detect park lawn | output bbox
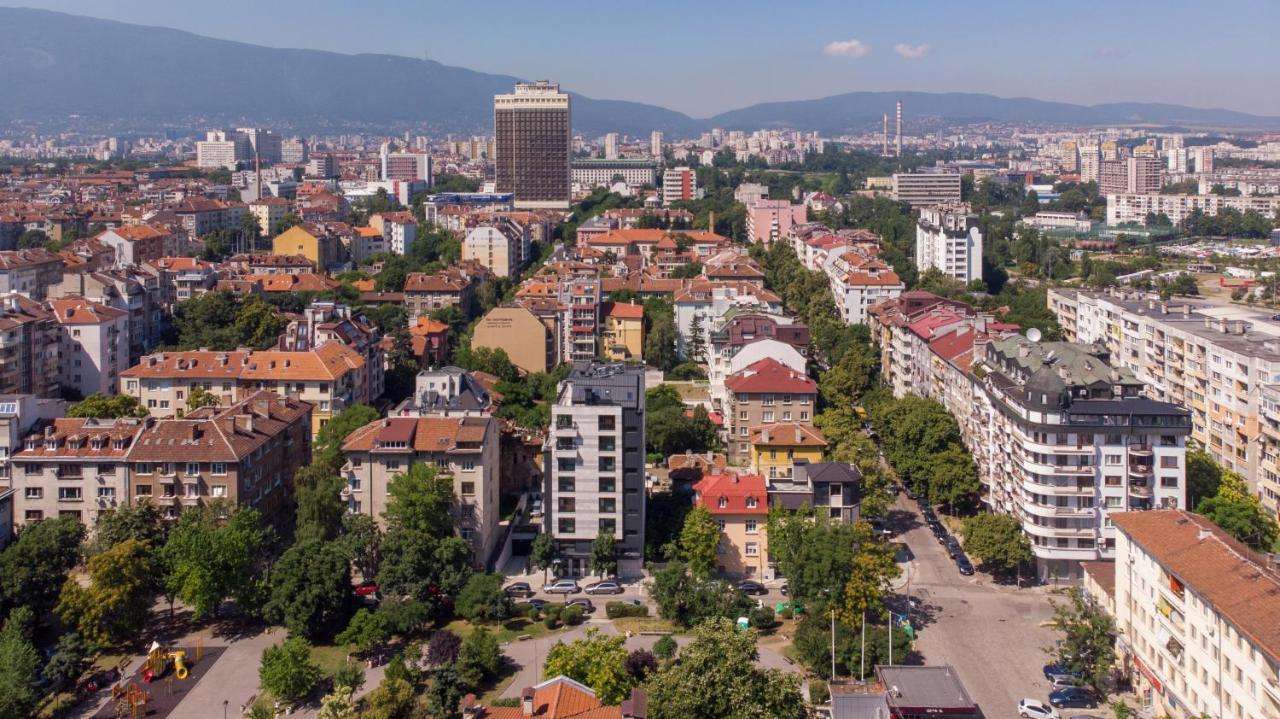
[444,617,566,644]
[610,617,679,635]
[310,643,357,678]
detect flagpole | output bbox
[888,616,893,666]
[860,611,866,680]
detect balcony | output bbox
[1129,482,1153,498]
[1128,445,1153,457]
[1263,678,1280,706]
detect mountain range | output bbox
[2,7,1277,137]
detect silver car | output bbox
[543,579,581,594]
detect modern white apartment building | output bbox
[544,363,646,577]
[1103,510,1280,719]
[50,298,130,399]
[196,131,248,171]
[462,220,525,278]
[662,166,698,206]
[915,203,983,284]
[892,171,962,208]
[1048,289,1280,516]
[650,131,663,158]
[822,246,904,325]
[570,159,659,189]
[603,133,619,160]
[1106,193,1280,226]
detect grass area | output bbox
[310,643,358,678]
[445,617,567,644]
[610,617,679,635]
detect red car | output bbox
[354,581,379,597]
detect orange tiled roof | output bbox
[749,422,827,448]
[49,297,127,325]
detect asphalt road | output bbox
[886,494,1070,718]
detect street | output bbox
[887,493,1065,718]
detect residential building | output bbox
[126,391,312,526]
[11,417,145,525]
[272,224,340,272]
[570,159,659,189]
[471,305,556,375]
[463,219,526,278]
[824,245,905,325]
[892,171,962,208]
[673,282,784,359]
[1106,193,1280,226]
[249,197,290,237]
[342,415,502,564]
[279,301,385,403]
[146,257,219,305]
[0,294,60,397]
[768,459,862,524]
[916,204,983,284]
[661,166,698,206]
[650,130,663,158]
[693,471,769,578]
[196,130,249,170]
[52,269,166,364]
[380,148,432,182]
[724,358,817,465]
[0,395,66,494]
[1107,510,1280,719]
[748,423,826,479]
[369,211,417,256]
[50,298,130,398]
[462,676,646,719]
[494,81,572,209]
[734,183,770,205]
[173,199,247,241]
[1129,157,1164,195]
[557,279,602,363]
[0,249,64,299]
[601,301,643,362]
[96,225,168,268]
[544,363,646,576]
[745,200,807,246]
[1048,289,1280,515]
[399,367,494,417]
[403,264,485,318]
[707,312,809,406]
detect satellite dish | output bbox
[1026,328,1042,343]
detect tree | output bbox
[332,661,366,696]
[91,499,165,555]
[294,463,347,542]
[543,628,634,704]
[424,665,467,718]
[926,445,981,511]
[56,539,157,649]
[383,463,455,537]
[66,393,148,419]
[185,387,219,411]
[362,676,416,719]
[259,637,322,704]
[686,314,707,362]
[17,229,48,250]
[0,515,85,617]
[376,529,472,611]
[425,629,462,668]
[313,404,381,464]
[819,342,876,409]
[1050,588,1116,694]
[336,608,389,655]
[265,538,353,640]
[649,561,754,629]
[530,532,557,583]
[160,503,271,619]
[42,631,89,692]
[0,607,40,718]
[653,635,677,660]
[1185,449,1222,510]
[1197,494,1280,551]
[590,532,617,579]
[456,627,502,688]
[646,618,806,719]
[456,573,513,622]
[340,513,382,580]
[678,506,720,580]
[963,513,1033,575]
[836,523,901,626]
[317,692,358,719]
[625,648,658,681]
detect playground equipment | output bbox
[142,641,192,682]
[111,682,150,719]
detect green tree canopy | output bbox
[56,539,157,649]
[455,573,513,623]
[962,513,1032,575]
[265,538,354,640]
[0,607,39,718]
[1185,449,1222,511]
[66,393,149,419]
[91,499,166,555]
[258,636,322,704]
[0,515,85,617]
[160,502,271,618]
[1050,588,1116,694]
[678,506,720,580]
[590,532,618,579]
[382,463,455,538]
[543,628,635,705]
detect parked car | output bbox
[944,537,962,557]
[543,579,581,594]
[354,581,379,600]
[779,581,789,596]
[1049,687,1096,709]
[529,500,544,518]
[867,518,893,538]
[526,598,549,611]
[504,582,535,599]
[584,581,624,595]
[1018,698,1060,719]
[955,556,975,576]
[1042,664,1082,683]
[737,580,767,596]
[566,598,595,612]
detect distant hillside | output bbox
[707,91,1280,133]
[0,8,1276,136]
[0,7,700,137]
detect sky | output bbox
[13,0,1280,118]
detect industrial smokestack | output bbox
[882,113,889,156]
[895,100,903,158]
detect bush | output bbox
[563,605,585,626]
[624,649,657,680]
[456,573,513,622]
[810,679,830,705]
[653,635,677,660]
[526,603,542,621]
[605,602,650,619]
[543,605,562,629]
[749,606,776,630]
[425,630,461,667]
[332,662,365,696]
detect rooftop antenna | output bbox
[1026,328,1042,343]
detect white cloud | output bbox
[894,43,930,59]
[824,39,871,58]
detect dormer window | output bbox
[746,496,758,509]
[718,496,728,509]
[24,439,35,451]
[68,439,82,451]
[113,439,126,450]
[45,439,57,451]
[90,438,104,450]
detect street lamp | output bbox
[223,699,229,719]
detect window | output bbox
[185,483,199,497]
[745,519,758,534]
[23,487,41,499]
[136,462,152,474]
[745,496,757,509]
[598,457,616,472]
[1105,454,1122,466]
[558,458,576,472]
[461,482,475,496]
[97,487,115,499]
[186,462,200,476]
[598,477,615,493]
[1161,476,1179,488]
[211,463,227,475]
[386,460,400,471]
[718,496,728,509]
[745,542,759,557]
[556,414,572,430]
[558,477,575,492]
[1105,475,1122,487]
[762,411,774,423]
[782,411,792,421]
[558,518,575,534]
[599,518,616,534]
[58,487,81,501]
[558,497,575,513]
[24,510,42,521]
[598,416,616,431]
[461,459,475,471]
[599,436,616,452]
[599,498,616,513]
[212,485,227,498]
[135,485,151,496]
[23,464,39,476]
[1160,456,1179,469]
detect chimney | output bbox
[795,428,803,444]
[521,687,535,717]
[1198,527,1213,541]
[761,429,770,443]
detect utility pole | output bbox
[830,606,836,683]
[860,611,866,680]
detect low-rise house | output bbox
[341,415,502,565]
[724,358,817,465]
[461,676,646,719]
[748,422,826,480]
[95,225,168,268]
[404,263,487,318]
[408,316,451,367]
[693,470,769,578]
[768,459,862,523]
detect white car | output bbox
[1018,698,1060,719]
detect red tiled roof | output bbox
[341,415,492,453]
[694,471,768,516]
[749,422,827,448]
[725,358,816,395]
[479,676,623,719]
[602,301,643,320]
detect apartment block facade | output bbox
[915,204,983,284]
[494,81,571,210]
[544,363,646,577]
[693,471,769,578]
[723,358,817,465]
